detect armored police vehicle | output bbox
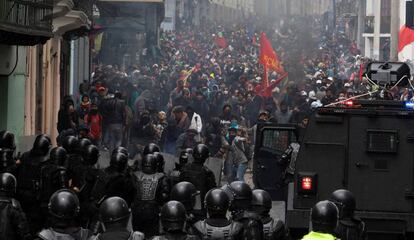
[253,62,414,239]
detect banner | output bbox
[259,32,285,74]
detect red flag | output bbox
[214,36,228,48]
[259,32,285,74]
[398,25,414,52]
[256,70,288,98]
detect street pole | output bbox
[390,0,400,61]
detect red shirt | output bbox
[84,114,102,139]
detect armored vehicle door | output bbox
[347,115,414,213]
[253,123,297,200]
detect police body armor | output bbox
[194,220,242,240]
[336,218,366,240]
[233,211,264,240]
[0,197,28,240]
[262,218,286,240]
[135,172,165,201]
[17,152,47,199]
[92,231,145,240]
[38,228,90,240]
[151,235,199,240]
[39,165,69,206]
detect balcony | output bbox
[0,0,54,45]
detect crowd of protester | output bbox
[0,15,378,240]
[56,16,375,183]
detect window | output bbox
[261,129,297,152]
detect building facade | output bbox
[0,0,93,148]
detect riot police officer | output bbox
[87,152,136,234]
[222,181,264,240]
[132,153,170,237]
[194,188,243,239]
[0,172,31,240]
[301,200,339,240]
[143,143,160,156]
[170,181,199,231]
[330,189,366,240]
[180,144,216,219]
[0,130,17,174]
[151,201,199,240]
[39,147,70,218]
[90,152,136,208]
[17,134,51,234]
[62,136,82,189]
[91,197,145,240]
[251,189,288,240]
[78,145,101,228]
[169,151,189,186]
[37,189,92,240]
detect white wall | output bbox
[161,0,176,31]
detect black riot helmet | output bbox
[112,146,129,158]
[110,152,128,173]
[143,143,160,156]
[142,154,158,174]
[78,138,92,154]
[160,201,187,232]
[153,152,165,173]
[205,188,230,218]
[251,189,272,216]
[170,181,198,211]
[62,136,79,154]
[82,145,100,166]
[225,181,252,211]
[32,134,51,156]
[311,200,339,234]
[99,197,131,225]
[0,131,16,151]
[48,189,80,220]
[50,147,68,166]
[192,144,209,164]
[0,173,17,195]
[330,189,356,219]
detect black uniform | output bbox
[169,151,189,186]
[179,144,216,219]
[132,154,170,237]
[39,147,70,219]
[224,181,264,240]
[37,228,91,240]
[330,189,366,240]
[0,173,31,240]
[335,218,366,240]
[194,219,243,240]
[194,188,243,240]
[36,189,92,240]
[151,201,199,240]
[16,135,51,234]
[0,131,18,174]
[251,189,288,240]
[90,197,145,240]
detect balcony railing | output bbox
[0,0,53,36]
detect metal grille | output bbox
[262,130,290,152]
[0,0,53,32]
[366,130,398,153]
